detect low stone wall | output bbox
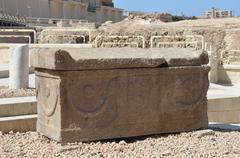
[218,65,240,84]
[39,29,93,44]
[0,28,36,43]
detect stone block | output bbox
[0,97,36,117]
[218,65,240,84]
[0,114,37,133]
[31,48,210,142]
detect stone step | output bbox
[0,114,37,133]
[208,96,240,124]
[0,96,37,117]
[207,83,240,124]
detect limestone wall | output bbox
[0,0,123,24]
[0,0,50,18]
[96,6,123,23]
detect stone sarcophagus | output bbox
[31,48,210,142]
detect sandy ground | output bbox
[0,128,240,158]
[0,86,36,98]
[99,16,240,33]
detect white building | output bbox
[205,8,233,19]
[0,0,123,23]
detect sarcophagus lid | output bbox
[31,48,209,70]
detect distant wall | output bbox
[0,0,50,18]
[0,0,87,20]
[96,6,123,23]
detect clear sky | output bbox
[114,0,240,16]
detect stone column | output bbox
[84,5,87,20]
[118,10,123,21]
[107,9,112,22]
[58,2,63,18]
[208,48,218,83]
[114,10,119,23]
[79,5,85,19]
[102,8,109,23]
[79,5,83,19]
[74,4,78,19]
[63,3,68,19]
[96,8,102,23]
[50,1,57,18]
[9,44,29,89]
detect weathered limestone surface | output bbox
[31,48,210,142]
[31,48,208,70]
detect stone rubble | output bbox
[192,129,215,138]
[0,86,36,98]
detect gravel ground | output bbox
[0,86,36,98]
[0,129,240,158]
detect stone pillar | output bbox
[9,44,29,89]
[74,4,78,19]
[63,3,68,19]
[107,9,112,22]
[58,2,63,18]
[118,11,123,21]
[79,5,83,19]
[114,10,118,23]
[79,5,85,19]
[110,10,114,22]
[50,1,57,18]
[102,8,109,23]
[83,5,87,20]
[208,48,218,83]
[96,8,102,23]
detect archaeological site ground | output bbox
[0,1,240,157]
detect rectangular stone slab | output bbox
[35,65,209,142]
[31,48,208,70]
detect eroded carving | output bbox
[38,77,59,117]
[67,77,118,117]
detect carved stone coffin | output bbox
[31,48,209,142]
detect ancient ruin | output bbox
[31,48,210,142]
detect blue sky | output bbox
[114,0,240,16]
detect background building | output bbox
[0,0,123,24]
[205,8,233,19]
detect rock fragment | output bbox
[192,129,215,138]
